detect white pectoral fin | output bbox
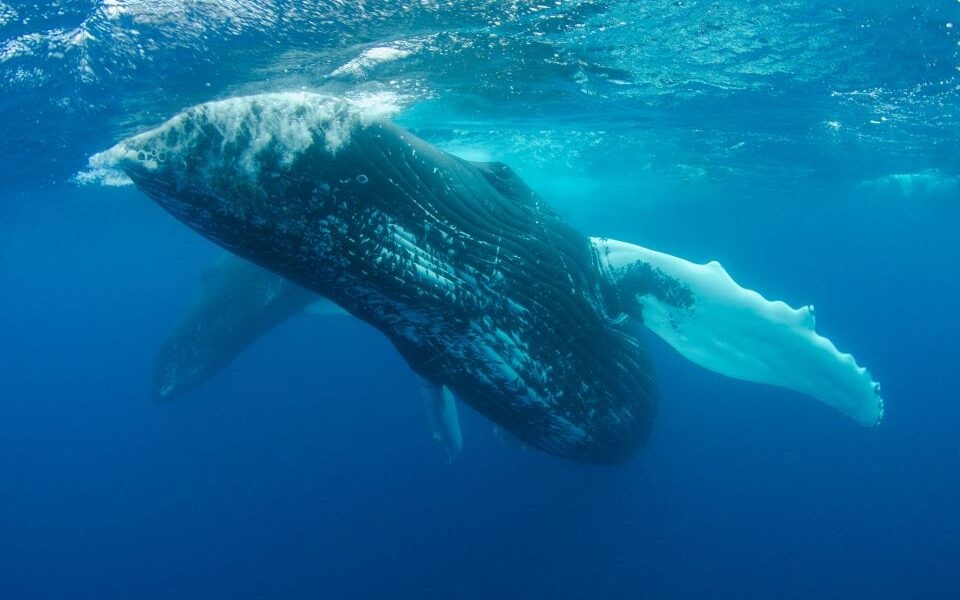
[418,378,464,462]
[593,237,884,427]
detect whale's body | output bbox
[109,94,658,462]
[94,92,883,463]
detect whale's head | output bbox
[95,92,422,263]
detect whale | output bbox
[90,92,884,463]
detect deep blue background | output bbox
[1,177,958,599]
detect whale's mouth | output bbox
[75,134,186,213]
[74,139,142,187]
[121,160,170,194]
[120,160,200,224]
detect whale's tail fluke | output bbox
[593,237,884,428]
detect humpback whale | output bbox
[91,92,883,463]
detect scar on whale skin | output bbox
[90,92,884,463]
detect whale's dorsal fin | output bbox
[592,237,884,428]
[468,160,538,204]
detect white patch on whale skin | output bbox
[373,220,554,413]
[77,91,402,184]
[594,237,884,428]
[384,222,460,292]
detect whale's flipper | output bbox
[418,378,464,463]
[593,237,884,427]
[157,255,463,457]
[153,254,318,401]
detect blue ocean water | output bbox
[1,1,959,598]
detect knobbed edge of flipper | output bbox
[591,237,884,428]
